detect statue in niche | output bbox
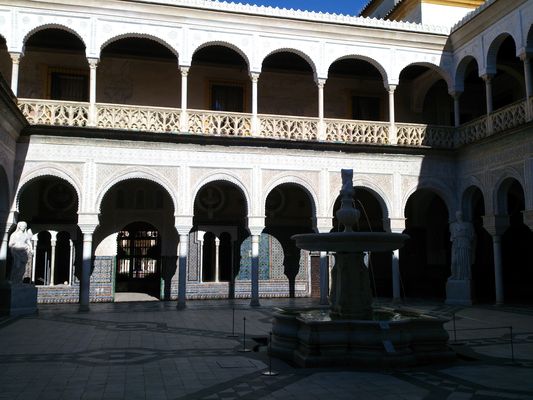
[449,212,475,281]
[8,222,33,284]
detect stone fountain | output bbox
[270,169,454,367]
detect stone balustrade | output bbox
[17,97,533,148]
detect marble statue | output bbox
[8,222,33,284]
[449,212,475,280]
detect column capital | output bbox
[247,218,264,236]
[449,90,463,99]
[250,71,260,82]
[481,73,493,82]
[87,57,99,68]
[78,213,99,234]
[386,84,397,93]
[315,216,333,233]
[179,65,190,76]
[174,215,193,235]
[482,214,509,236]
[316,78,326,88]
[9,52,23,64]
[519,50,532,62]
[387,217,406,233]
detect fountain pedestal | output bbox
[270,169,455,368]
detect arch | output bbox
[398,62,453,92]
[260,48,317,77]
[326,55,389,87]
[16,167,82,213]
[486,32,516,75]
[494,173,524,216]
[262,175,318,219]
[328,180,391,221]
[191,40,250,69]
[95,169,177,214]
[403,179,453,218]
[190,171,250,217]
[461,184,485,221]
[99,33,179,60]
[22,24,87,49]
[454,55,480,93]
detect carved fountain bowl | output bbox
[291,232,410,253]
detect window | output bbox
[210,83,244,112]
[351,95,381,121]
[48,68,88,101]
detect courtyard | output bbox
[0,298,532,400]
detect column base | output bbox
[445,279,473,305]
[0,283,38,316]
[78,304,90,312]
[250,299,260,307]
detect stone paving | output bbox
[0,298,532,400]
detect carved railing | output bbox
[259,114,318,140]
[455,115,488,146]
[18,99,88,127]
[17,98,533,148]
[396,123,455,148]
[324,118,389,144]
[97,103,181,133]
[188,109,251,136]
[490,99,527,134]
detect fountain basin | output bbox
[271,306,455,368]
[292,232,409,252]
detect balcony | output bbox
[17,97,533,149]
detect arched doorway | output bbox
[499,179,533,303]
[402,189,450,299]
[116,222,161,297]
[264,183,314,297]
[191,180,248,299]
[462,186,494,303]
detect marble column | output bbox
[250,234,260,307]
[215,236,220,283]
[50,232,57,286]
[9,52,22,96]
[177,232,190,309]
[521,54,532,121]
[483,214,509,305]
[250,72,260,136]
[179,66,190,132]
[0,231,9,282]
[482,74,493,114]
[317,78,326,140]
[388,85,397,144]
[31,237,38,283]
[88,58,98,126]
[69,239,74,285]
[452,91,462,127]
[319,251,329,305]
[79,232,93,311]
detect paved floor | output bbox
[0,298,532,400]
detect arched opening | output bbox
[190,45,249,112]
[97,178,176,301]
[259,51,316,117]
[457,57,486,123]
[499,179,533,303]
[116,222,161,297]
[192,180,247,298]
[462,186,494,302]
[263,183,314,297]
[397,64,452,125]
[0,36,11,85]
[20,28,87,100]
[99,37,179,107]
[332,187,391,297]
[15,176,79,285]
[489,35,525,110]
[402,189,450,299]
[326,58,386,121]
